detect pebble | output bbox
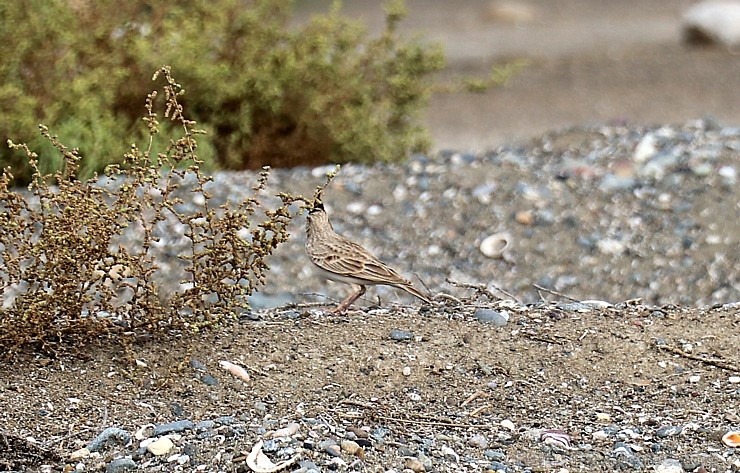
[473,308,509,326]
[467,434,489,449]
[341,440,361,455]
[86,427,132,452]
[656,425,682,438]
[654,458,683,473]
[69,447,90,460]
[390,329,415,341]
[106,457,137,473]
[404,457,425,472]
[613,442,643,469]
[153,420,194,436]
[146,436,175,456]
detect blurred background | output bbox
[296,0,740,151]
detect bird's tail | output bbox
[397,283,432,304]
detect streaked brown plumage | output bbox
[305,200,430,312]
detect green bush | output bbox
[0,67,317,355]
[0,0,444,183]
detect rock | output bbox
[656,425,683,438]
[153,420,194,436]
[106,458,137,473]
[654,458,683,473]
[146,436,174,456]
[473,308,509,326]
[340,439,361,455]
[596,238,626,256]
[613,442,643,469]
[69,447,90,460]
[633,133,658,162]
[86,427,132,452]
[683,1,740,47]
[467,434,489,449]
[389,329,414,341]
[404,457,426,472]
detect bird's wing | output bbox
[313,236,412,286]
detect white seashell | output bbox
[540,429,571,449]
[479,232,511,258]
[135,423,156,440]
[500,419,516,431]
[246,440,299,473]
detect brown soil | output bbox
[1,302,738,471]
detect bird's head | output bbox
[309,198,325,214]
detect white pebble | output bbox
[147,437,174,456]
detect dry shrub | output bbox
[0,67,315,355]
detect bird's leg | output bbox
[330,285,366,313]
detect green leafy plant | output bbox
[0,67,317,355]
[0,0,445,183]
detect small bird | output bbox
[305,200,431,312]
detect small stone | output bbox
[656,425,683,438]
[390,329,414,341]
[146,437,174,456]
[402,366,412,376]
[324,444,341,457]
[341,440,361,455]
[613,442,643,469]
[86,427,132,452]
[417,452,433,470]
[514,211,534,225]
[440,445,459,462]
[488,460,508,472]
[473,308,509,326]
[596,412,611,422]
[689,375,701,383]
[654,458,683,473]
[597,238,626,255]
[729,376,740,384]
[404,457,425,472]
[106,458,137,473]
[634,133,658,162]
[467,434,489,449]
[153,420,194,436]
[69,447,90,460]
[484,450,506,460]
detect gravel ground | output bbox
[1,121,738,473]
[254,119,739,309]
